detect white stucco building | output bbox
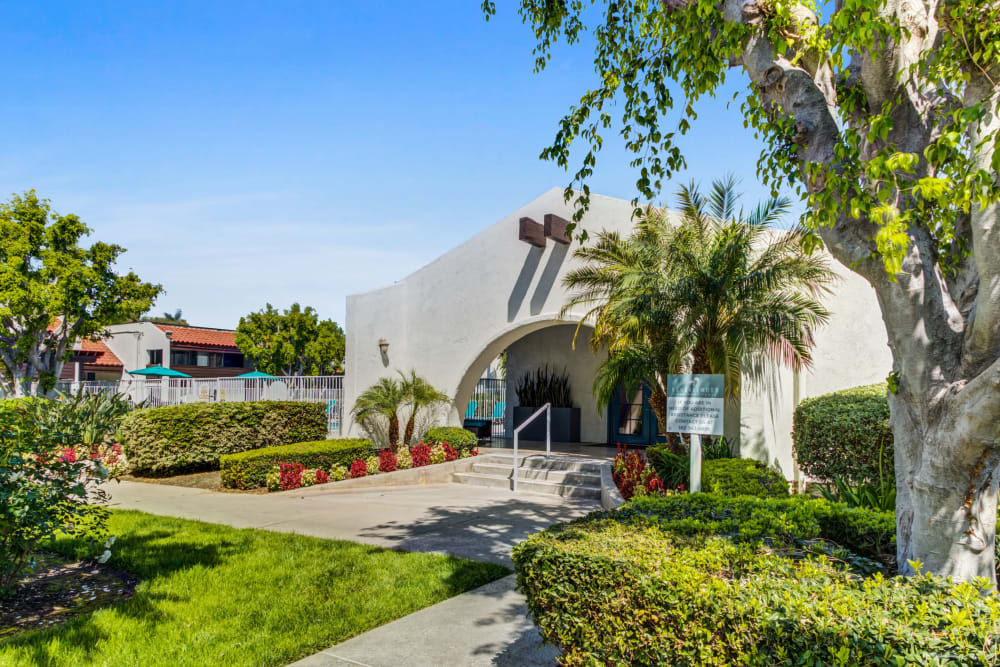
[343,188,891,483]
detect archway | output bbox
[451,317,607,444]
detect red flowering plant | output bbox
[410,443,432,467]
[442,444,459,462]
[0,396,125,598]
[349,459,368,478]
[470,448,479,457]
[612,443,667,500]
[315,469,329,484]
[279,462,305,490]
[378,449,398,473]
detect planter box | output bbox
[512,406,581,442]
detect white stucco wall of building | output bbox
[103,321,171,373]
[343,187,893,480]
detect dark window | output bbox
[214,353,223,367]
[148,349,163,365]
[223,353,244,368]
[86,372,96,381]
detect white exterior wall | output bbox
[102,321,171,373]
[343,188,893,480]
[504,325,607,442]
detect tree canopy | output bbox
[235,303,345,376]
[0,191,162,396]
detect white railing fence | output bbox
[53,375,344,436]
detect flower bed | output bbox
[260,441,480,492]
[612,444,669,500]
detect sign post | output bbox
[666,374,725,493]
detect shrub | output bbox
[793,383,893,484]
[279,462,305,490]
[424,426,477,453]
[702,458,788,498]
[648,449,787,498]
[315,469,329,484]
[349,459,367,478]
[328,464,347,481]
[121,401,328,475]
[411,443,431,467]
[220,438,373,489]
[378,449,398,472]
[396,448,413,469]
[0,398,118,597]
[430,444,447,465]
[511,494,1000,665]
[365,455,380,475]
[514,364,573,407]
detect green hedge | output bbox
[424,426,477,452]
[512,494,1000,665]
[793,383,893,483]
[219,438,374,489]
[647,449,788,498]
[120,401,328,475]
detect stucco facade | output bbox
[343,188,892,481]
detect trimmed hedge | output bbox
[647,449,788,498]
[220,438,374,489]
[512,494,1000,666]
[424,426,477,452]
[120,401,328,475]
[793,383,893,483]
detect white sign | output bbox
[666,374,725,436]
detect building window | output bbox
[86,372,96,381]
[148,349,163,365]
[223,353,244,368]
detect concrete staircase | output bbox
[453,452,603,499]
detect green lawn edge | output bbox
[0,510,509,666]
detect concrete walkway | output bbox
[107,479,598,665]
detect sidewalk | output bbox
[291,575,558,667]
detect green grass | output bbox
[0,510,509,666]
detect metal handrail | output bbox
[511,402,551,492]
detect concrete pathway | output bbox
[289,575,558,667]
[107,479,599,666]
[107,479,597,566]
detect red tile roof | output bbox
[154,324,238,349]
[76,339,123,368]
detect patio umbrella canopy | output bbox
[236,370,278,378]
[127,365,192,378]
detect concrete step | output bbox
[453,471,601,499]
[476,453,604,474]
[471,462,601,485]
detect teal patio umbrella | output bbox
[128,365,192,378]
[236,370,278,378]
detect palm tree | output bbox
[351,377,405,451]
[397,370,449,447]
[666,176,835,396]
[562,176,835,442]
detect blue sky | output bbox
[1,1,795,328]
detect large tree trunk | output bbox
[657,0,1000,583]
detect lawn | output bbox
[0,510,509,666]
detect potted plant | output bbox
[512,365,580,442]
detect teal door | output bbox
[608,383,660,445]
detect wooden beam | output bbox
[519,217,546,247]
[543,214,571,244]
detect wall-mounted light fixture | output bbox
[378,338,389,355]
